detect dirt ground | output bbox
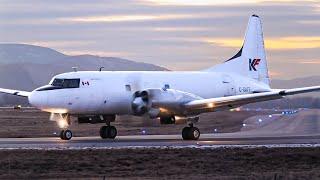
[1,108,319,179]
[0,147,319,179]
[0,107,271,138]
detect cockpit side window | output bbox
[52,79,64,87]
[63,79,80,88]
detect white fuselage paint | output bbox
[28,71,271,115]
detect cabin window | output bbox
[163,84,170,91]
[125,84,131,91]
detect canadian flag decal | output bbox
[82,81,90,86]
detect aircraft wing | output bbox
[183,86,320,114]
[0,88,31,97]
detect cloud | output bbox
[152,27,212,32]
[269,70,283,78]
[59,14,196,23]
[141,0,300,6]
[205,36,320,50]
[299,20,320,25]
[63,50,134,57]
[299,60,320,64]
[21,40,95,49]
[1,0,319,79]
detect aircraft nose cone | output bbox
[28,91,48,109]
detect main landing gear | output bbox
[100,125,117,139]
[182,124,200,140]
[100,115,117,139]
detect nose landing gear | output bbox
[52,113,73,141]
[60,129,73,140]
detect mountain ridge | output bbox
[0,43,168,90]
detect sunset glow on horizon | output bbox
[205,36,320,50]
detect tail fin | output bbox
[206,14,270,86]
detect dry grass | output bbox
[0,108,270,138]
[0,147,320,179]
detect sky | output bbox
[0,0,319,79]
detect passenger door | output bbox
[222,75,236,97]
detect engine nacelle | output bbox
[131,88,202,117]
[150,89,202,116]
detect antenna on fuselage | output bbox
[99,67,104,72]
[72,67,78,72]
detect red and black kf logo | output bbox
[249,58,261,71]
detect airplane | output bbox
[0,14,319,141]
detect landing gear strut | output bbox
[57,114,72,140]
[60,129,73,140]
[182,124,200,140]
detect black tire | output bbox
[188,127,200,140]
[182,127,190,140]
[63,129,73,140]
[100,126,108,139]
[108,126,117,139]
[60,130,65,140]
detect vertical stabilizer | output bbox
[206,15,270,86]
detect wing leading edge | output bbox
[184,86,320,114]
[0,88,31,97]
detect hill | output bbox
[0,44,167,105]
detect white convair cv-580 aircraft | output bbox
[1,15,319,140]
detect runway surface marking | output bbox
[0,133,320,150]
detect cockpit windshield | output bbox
[51,78,80,88]
[36,78,81,91]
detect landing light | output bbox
[258,119,262,122]
[242,123,246,127]
[50,113,69,128]
[230,107,241,112]
[43,108,68,114]
[207,103,214,108]
[159,107,169,112]
[57,119,68,129]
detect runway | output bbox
[0,109,319,150]
[1,133,320,150]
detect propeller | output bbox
[132,90,150,115]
